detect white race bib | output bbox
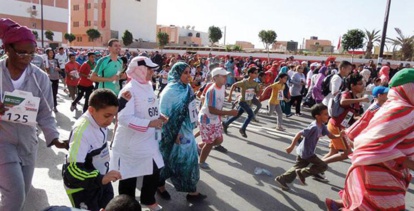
[341,111,354,128]
[277,90,284,100]
[92,147,110,174]
[245,88,255,101]
[1,90,40,126]
[189,99,198,123]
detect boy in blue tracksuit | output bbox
[62,89,121,210]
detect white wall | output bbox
[177,27,209,46]
[110,0,157,42]
[0,0,68,23]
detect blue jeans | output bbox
[224,101,254,131]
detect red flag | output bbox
[337,36,341,50]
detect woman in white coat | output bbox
[110,56,167,211]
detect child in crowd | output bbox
[223,67,260,138]
[62,89,122,210]
[261,73,289,131]
[275,104,343,191]
[198,68,238,170]
[345,86,389,146]
[65,53,81,100]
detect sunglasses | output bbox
[11,45,35,59]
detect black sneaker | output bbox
[186,193,207,202]
[275,176,290,191]
[222,122,228,134]
[214,145,228,153]
[239,129,247,138]
[157,189,171,200]
[295,169,307,185]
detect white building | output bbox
[0,0,69,48]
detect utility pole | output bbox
[40,0,44,48]
[378,0,391,64]
[223,26,226,46]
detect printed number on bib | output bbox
[189,100,198,123]
[148,107,159,117]
[1,90,40,126]
[92,147,110,174]
[245,88,255,101]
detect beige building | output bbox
[71,0,157,47]
[0,0,68,48]
[156,25,209,46]
[235,41,254,49]
[305,36,333,52]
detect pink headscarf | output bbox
[378,66,390,84]
[126,56,149,84]
[0,18,36,46]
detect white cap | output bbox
[211,67,230,77]
[127,56,159,70]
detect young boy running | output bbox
[223,67,260,138]
[275,104,343,191]
[198,68,238,170]
[62,89,122,210]
[261,73,289,131]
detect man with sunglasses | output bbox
[90,39,125,95]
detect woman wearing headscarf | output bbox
[312,66,328,103]
[0,18,67,211]
[110,56,166,210]
[326,68,414,210]
[157,62,207,202]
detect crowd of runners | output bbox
[1,18,414,211]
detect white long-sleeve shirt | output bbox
[110,80,164,180]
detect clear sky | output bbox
[157,0,414,49]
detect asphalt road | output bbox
[20,86,414,211]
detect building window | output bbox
[76,37,82,42]
[88,37,93,42]
[73,5,79,10]
[196,33,200,38]
[87,21,91,26]
[73,22,79,27]
[87,3,91,9]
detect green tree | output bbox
[233,45,243,52]
[388,28,414,61]
[32,30,38,40]
[342,29,365,61]
[157,32,169,49]
[258,30,277,61]
[122,30,133,46]
[64,33,76,46]
[364,29,381,59]
[45,30,54,41]
[208,26,222,46]
[86,28,101,48]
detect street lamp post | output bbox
[378,0,391,64]
[40,0,44,48]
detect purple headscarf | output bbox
[0,18,36,47]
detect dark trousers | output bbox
[278,155,327,184]
[290,95,303,114]
[158,83,167,97]
[72,85,94,113]
[68,183,114,211]
[224,101,254,131]
[50,79,59,108]
[251,96,262,115]
[118,161,160,205]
